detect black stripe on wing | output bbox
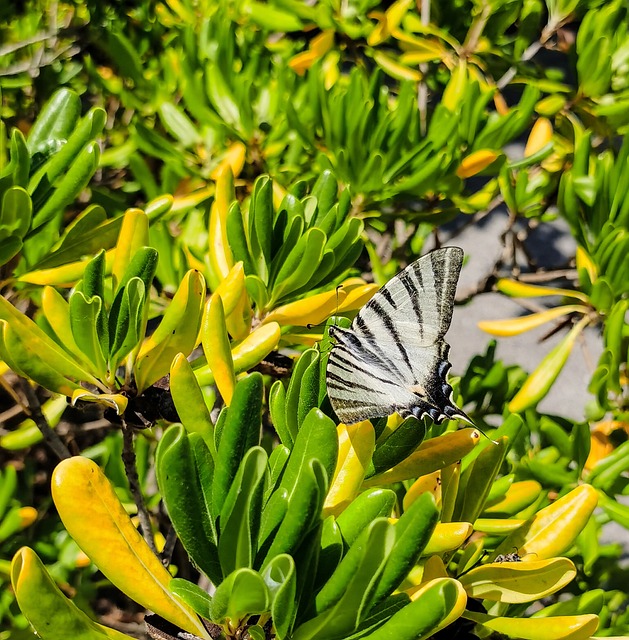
[354,302,414,376]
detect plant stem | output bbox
[18,379,71,460]
[121,422,158,555]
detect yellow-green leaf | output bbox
[134,269,205,393]
[262,288,348,327]
[207,168,234,289]
[525,118,553,157]
[363,428,480,487]
[112,209,149,293]
[170,353,216,455]
[496,279,589,303]
[70,390,128,415]
[478,305,587,337]
[464,611,598,640]
[51,457,210,639]
[459,558,576,603]
[509,317,589,413]
[18,250,115,286]
[11,547,134,640]
[201,295,236,404]
[323,421,375,517]
[490,484,598,561]
[422,522,473,555]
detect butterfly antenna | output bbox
[455,409,499,445]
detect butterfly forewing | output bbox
[326,247,469,425]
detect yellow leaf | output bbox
[509,317,589,413]
[207,168,234,289]
[202,295,235,405]
[51,458,209,638]
[490,484,598,562]
[478,305,587,336]
[403,471,441,510]
[364,428,480,487]
[575,246,598,284]
[496,279,589,303]
[373,51,422,81]
[112,209,149,293]
[289,30,335,74]
[210,141,246,180]
[71,390,128,415]
[494,92,509,115]
[225,289,252,341]
[525,118,553,157]
[231,322,281,372]
[337,283,380,313]
[456,149,500,178]
[368,0,413,45]
[443,61,467,112]
[262,288,347,327]
[18,507,37,528]
[18,249,115,286]
[421,555,448,583]
[474,518,525,534]
[483,480,542,515]
[459,557,576,603]
[171,186,214,214]
[323,421,375,517]
[422,522,473,555]
[465,611,598,640]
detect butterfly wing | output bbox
[326,247,470,424]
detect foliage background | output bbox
[0,0,628,638]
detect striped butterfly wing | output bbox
[326,247,471,425]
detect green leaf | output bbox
[26,89,81,152]
[169,578,212,620]
[69,291,107,378]
[454,437,509,524]
[261,460,327,568]
[262,555,297,639]
[366,578,464,640]
[293,519,396,640]
[277,408,338,502]
[371,493,439,607]
[370,416,426,477]
[212,373,264,515]
[227,202,255,275]
[156,426,222,584]
[336,489,397,547]
[31,142,100,230]
[219,447,269,575]
[108,277,146,368]
[29,107,107,204]
[209,568,270,624]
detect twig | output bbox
[160,525,178,567]
[17,379,71,460]
[121,422,158,555]
[516,268,578,283]
[496,19,562,90]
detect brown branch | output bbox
[121,423,158,555]
[160,525,178,568]
[17,379,71,460]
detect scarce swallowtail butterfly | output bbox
[326,247,472,425]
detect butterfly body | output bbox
[326,247,471,425]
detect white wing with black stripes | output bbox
[326,247,472,425]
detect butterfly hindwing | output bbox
[326,247,470,425]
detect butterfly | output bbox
[326,247,472,425]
